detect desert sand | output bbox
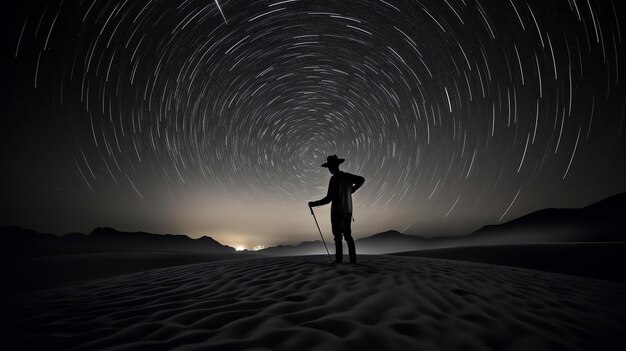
[10,255,626,350]
[8,251,255,291]
[394,243,626,282]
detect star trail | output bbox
[2,0,625,249]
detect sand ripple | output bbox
[13,255,626,350]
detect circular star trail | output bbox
[3,0,626,248]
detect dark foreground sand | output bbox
[393,243,626,282]
[7,251,256,291]
[9,255,626,350]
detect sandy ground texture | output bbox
[10,255,626,350]
[393,243,626,283]
[7,251,257,291]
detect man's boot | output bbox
[347,237,356,263]
[334,239,343,263]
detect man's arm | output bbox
[309,195,330,207]
[309,177,335,207]
[351,174,365,194]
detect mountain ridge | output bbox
[2,191,624,257]
[258,191,626,255]
[1,226,236,256]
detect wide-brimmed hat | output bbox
[321,154,345,167]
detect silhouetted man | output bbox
[309,155,365,263]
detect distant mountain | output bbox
[355,230,429,254]
[258,230,447,256]
[88,227,235,253]
[3,192,624,257]
[258,240,331,256]
[1,226,235,257]
[259,192,626,256]
[464,192,626,245]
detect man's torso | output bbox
[329,171,354,214]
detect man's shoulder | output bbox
[341,171,362,179]
[335,171,350,179]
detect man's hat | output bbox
[321,154,345,168]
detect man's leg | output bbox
[331,212,343,263]
[343,213,356,263]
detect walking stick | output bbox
[310,206,333,264]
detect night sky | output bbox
[2,0,625,250]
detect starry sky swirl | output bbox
[2,0,625,248]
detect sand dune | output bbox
[8,251,257,291]
[393,242,626,282]
[11,255,626,350]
